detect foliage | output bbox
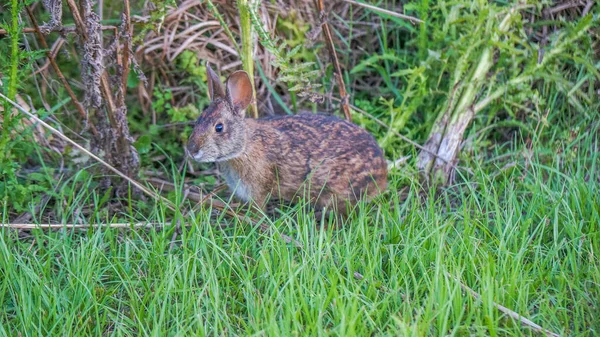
[0,0,51,213]
[350,1,598,168]
[132,51,209,162]
[246,2,323,101]
[0,0,599,334]
[134,0,178,44]
[1,133,599,334]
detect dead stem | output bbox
[1,223,159,229]
[65,0,139,177]
[314,0,352,121]
[121,0,132,96]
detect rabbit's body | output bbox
[187,66,387,215]
[216,113,387,210]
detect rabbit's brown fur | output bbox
[186,65,387,215]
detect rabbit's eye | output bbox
[215,123,224,133]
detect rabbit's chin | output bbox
[190,150,243,163]
[214,151,244,162]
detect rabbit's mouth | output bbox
[192,150,205,162]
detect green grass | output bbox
[1,128,598,336]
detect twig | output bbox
[24,6,98,136]
[0,93,176,211]
[65,0,87,37]
[121,0,132,96]
[343,0,423,25]
[32,38,65,76]
[169,218,183,251]
[314,0,352,121]
[0,25,118,35]
[582,1,594,16]
[1,222,159,229]
[545,1,585,15]
[446,272,561,337]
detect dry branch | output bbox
[121,0,132,96]
[416,7,520,185]
[315,0,352,121]
[65,0,140,178]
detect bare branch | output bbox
[314,0,352,121]
[1,222,159,229]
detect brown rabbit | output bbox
[186,65,387,216]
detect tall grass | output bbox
[1,129,598,335]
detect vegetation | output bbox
[0,0,598,336]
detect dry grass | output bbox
[134,0,396,116]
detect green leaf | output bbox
[134,135,152,154]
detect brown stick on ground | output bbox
[24,6,98,137]
[315,0,352,121]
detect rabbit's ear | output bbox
[226,71,253,115]
[206,63,225,101]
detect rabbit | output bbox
[186,65,387,217]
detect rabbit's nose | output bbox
[185,144,197,159]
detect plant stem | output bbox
[8,0,19,102]
[239,0,258,118]
[417,6,519,185]
[1,0,21,155]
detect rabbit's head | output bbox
[186,65,253,163]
